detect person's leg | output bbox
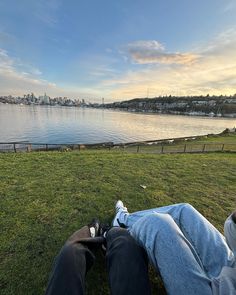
[45,224,102,295]
[119,202,235,277]
[168,203,235,277]
[45,243,94,295]
[106,227,151,295]
[115,202,187,227]
[130,213,212,295]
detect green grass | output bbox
[1,150,236,294]
[194,133,236,143]
[125,133,236,154]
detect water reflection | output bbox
[0,104,235,144]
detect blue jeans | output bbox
[120,203,235,295]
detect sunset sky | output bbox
[0,0,236,102]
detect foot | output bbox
[99,223,111,253]
[112,200,129,227]
[99,223,111,238]
[88,218,100,238]
[66,219,104,247]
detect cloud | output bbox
[223,1,236,13]
[127,40,199,65]
[198,29,236,56]
[104,29,236,99]
[1,28,236,102]
[0,47,103,99]
[0,49,42,78]
[0,48,14,70]
[0,48,57,96]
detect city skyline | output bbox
[0,0,236,102]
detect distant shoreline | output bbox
[1,102,236,119]
[88,95,236,118]
[89,106,236,119]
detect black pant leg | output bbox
[45,243,95,295]
[106,227,151,295]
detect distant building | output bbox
[39,93,50,104]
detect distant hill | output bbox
[90,95,236,118]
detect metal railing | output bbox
[0,141,114,153]
[124,142,236,154]
[0,141,236,154]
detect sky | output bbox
[0,0,236,102]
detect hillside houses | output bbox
[92,95,236,118]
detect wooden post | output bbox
[161,145,164,153]
[46,144,48,151]
[203,144,206,152]
[137,145,140,153]
[13,143,16,153]
[27,144,32,152]
[184,144,187,153]
[222,144,225,151]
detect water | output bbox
[0,104,235,144]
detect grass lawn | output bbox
[1,150,236,294]
[125,132,236,154]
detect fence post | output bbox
[184,144,187,153]
[161,145,164,153]
[222,144,225,151]
[13,143,16,153]
[203,144,206,152]
[137,145,140,153]
[46,144,48,151]
[27,144,32,152]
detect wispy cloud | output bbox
[127,40,199,65]
[105,29,236,99]
[0,48,13,70]
[1,27,236,101]
[0,49,42,78]
[0,47,102,99]
[223,0,236,13]
[0,48,57,95]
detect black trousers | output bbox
[45,227,151,295]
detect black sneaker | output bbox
[99,223,111,253]
[78,218,104,246]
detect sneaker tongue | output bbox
[89,227,96,238]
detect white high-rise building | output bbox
[39,93,50,104]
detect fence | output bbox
[0,141,114,153]
[0,141,236,154]
[123,142,236,154]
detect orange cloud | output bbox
[127,40,199,65]
[106,30,236,100]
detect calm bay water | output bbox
[0,104,236,144]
